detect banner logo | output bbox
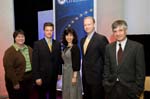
[57,0,87,5]
[57,0,66,5]
[55,0,93,41]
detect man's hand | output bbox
[36,79,42,86]
[14,83,20,90]
[57,75,62,80]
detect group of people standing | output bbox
[3,16,145,99]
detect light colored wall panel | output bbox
[0,0,14,97]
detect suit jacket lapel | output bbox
[82,36,86,56]
[84,32,96,55]
[112,42,117,66]
[121,40,130,64]
[117,39,131,70]
[42,38,52,53]
[52,39,56,52]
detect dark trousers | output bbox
[82,77,104,99]
[35,80,57,99]
[106,82,139,99]
[5,72,33,99]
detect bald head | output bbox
[83,16,95,34]
[84,16,95,24]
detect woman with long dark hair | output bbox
[61,27,82,99]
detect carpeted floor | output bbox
[30,90,62,99]
[0,91,62,99]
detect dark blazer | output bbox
[103,39,145,96]
[32,38,62,86]
[80,32,108,84]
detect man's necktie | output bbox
[117,43,123,64]
[83,37,90,54]
[48,40,52,52]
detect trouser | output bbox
[106,81,139,99]
[35,79,57,99]
[5,71,33,99]
[82,77,104,99]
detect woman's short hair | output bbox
[13,29,25,42]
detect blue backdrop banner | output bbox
[55,0,94,42]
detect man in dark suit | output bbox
[103,20,145,99]
[32,22,62,99]
[80,16,108,99]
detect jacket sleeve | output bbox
[103,44,116,93]
[135,44,145,96]
[99,35,109,62]
[32,42,41,80]
[57,42,62,75]
[103,44,111,81]
[3,49,19,86]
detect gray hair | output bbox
[112,20,128,31]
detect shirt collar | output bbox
[45,37,52,43]
[116,37,127,50]
[13,43,27,51]
[87,31,95,40]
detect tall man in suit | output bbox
[80,16,109,99]
[32,22,62,99]
[103,20,145,99]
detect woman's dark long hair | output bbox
[61,27,78,46]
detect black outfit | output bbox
[32,38,62,99]
[103,39,145,99]
[80,32,109,99]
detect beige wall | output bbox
[96,0,150,38]
[96,0,124,38]
[0,0,14,97]
[124,0,150,34]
